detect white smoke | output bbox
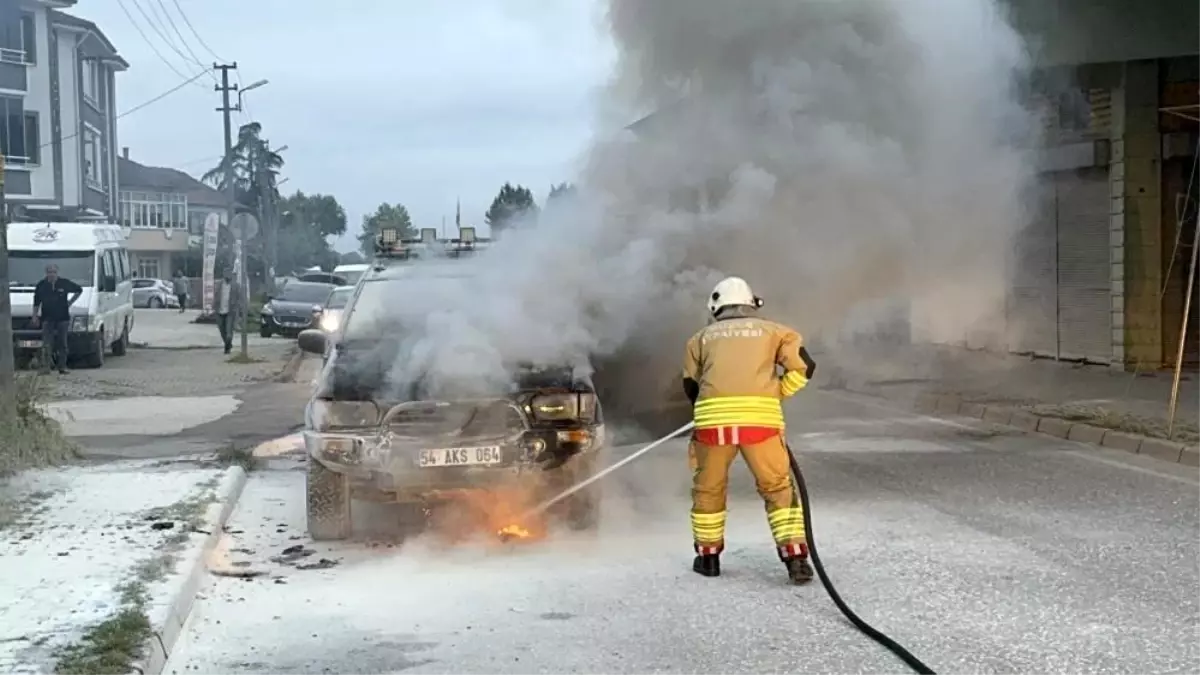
[362,0,1038,414]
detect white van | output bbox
[7,222,135,368]
[331,262,370,288]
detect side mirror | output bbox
[297,329,328,355]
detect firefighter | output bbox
[681,276,817,584]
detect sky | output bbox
[73,0,616,252]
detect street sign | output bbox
[231,212,259,239]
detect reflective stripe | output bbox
[691,510,727,544]
[780,370,808,397]
[693,396,785,429]
[766,506,806,544]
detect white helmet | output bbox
[708,276,763,316]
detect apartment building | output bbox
[118,150,225,279]
[0,0,127,220]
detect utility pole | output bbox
[0,156,14,413]
[214,62,248,358]
[262,140,279,296]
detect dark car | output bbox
[259,281,335,338]
[294,260,607,541]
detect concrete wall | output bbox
[1109,59,1170,370]
[1006,0,1199,67]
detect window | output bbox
[0,96,29,162]
[21,112,38,164]
[117,249,130,282]
[83,126,101,188]
[82,59,99,105]
[117,191,190,229]
[101,250,115,287]
[0,14,34,65]
[136,256,160,279]
[133,279,155,289]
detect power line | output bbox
[128,0,208,80]
[40,69,212,151]
[171,0,226,63]
[151,0,213,78]
[114,0,205,87]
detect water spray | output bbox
[525,421,935,674]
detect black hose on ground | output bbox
[786,442,936,675]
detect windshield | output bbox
[9,251,95,287]
[277,283,332,303]
[327,288,354,309]
[338,270,364,286]
[342,274,469,341]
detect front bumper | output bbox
[262,314,313,333]
[304,423,603,500]
[12,328,102,355]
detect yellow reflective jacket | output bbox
[681,315,810,430]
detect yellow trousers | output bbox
[689,434,808,559]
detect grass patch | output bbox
[52,607,152,675]
[0,373,77,476]
[52,480,222,674]
[1029,403,1200,443]
[215,443,261,472]
[226,352,265,364]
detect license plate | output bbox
[17,340,41,349]
[418,446,503,468]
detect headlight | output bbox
[261,304,274,315]
[528,392,597,422]
[319,312,341,332]
[309,399,380,430]
[69,315,89,332]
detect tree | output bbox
[484,183,538,234]
[547,182,577,202]
[358,202,415,257]
[201,122,283,214]
[276,191,349,274]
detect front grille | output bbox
[276,316,312,327]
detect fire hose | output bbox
[533,421,935,674]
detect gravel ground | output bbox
[35,341,297,401]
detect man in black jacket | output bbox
[31,264,83,374]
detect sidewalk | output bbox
[817,341,1199,445]
[0,459,244,674]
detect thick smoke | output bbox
[369,0,1037,416]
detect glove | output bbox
[780,371,808,397]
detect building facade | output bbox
[0,0,127,220]
[117,150,225,279]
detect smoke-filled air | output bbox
[359,0,1040,419]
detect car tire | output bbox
[111,322,129,356]
[149,296,163,309]
[551,453,603,532]
[307,458,352,541]
[81,330,105,369]
[259,323,272,338]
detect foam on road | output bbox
[165,393,1200,674]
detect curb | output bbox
[136,465,249,675]
[275,347,305,383]
[855,383,1198,467]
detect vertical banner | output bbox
[202,212,220,315]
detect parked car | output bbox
[294,256,607,541]
[315,285,355,334]
[259,280,336,338]
[131,278,180,309]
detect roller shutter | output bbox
[1055,168,1112,363]
[1008,177,1059,357]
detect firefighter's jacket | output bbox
[681,315,811,431]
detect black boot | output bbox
[783,556,814,585]
[692,554,721,578]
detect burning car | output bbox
[295,231,606,541]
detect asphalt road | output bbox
[164,391,1199,674]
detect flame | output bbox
[425,486,549,546]
[497,524,533,540]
